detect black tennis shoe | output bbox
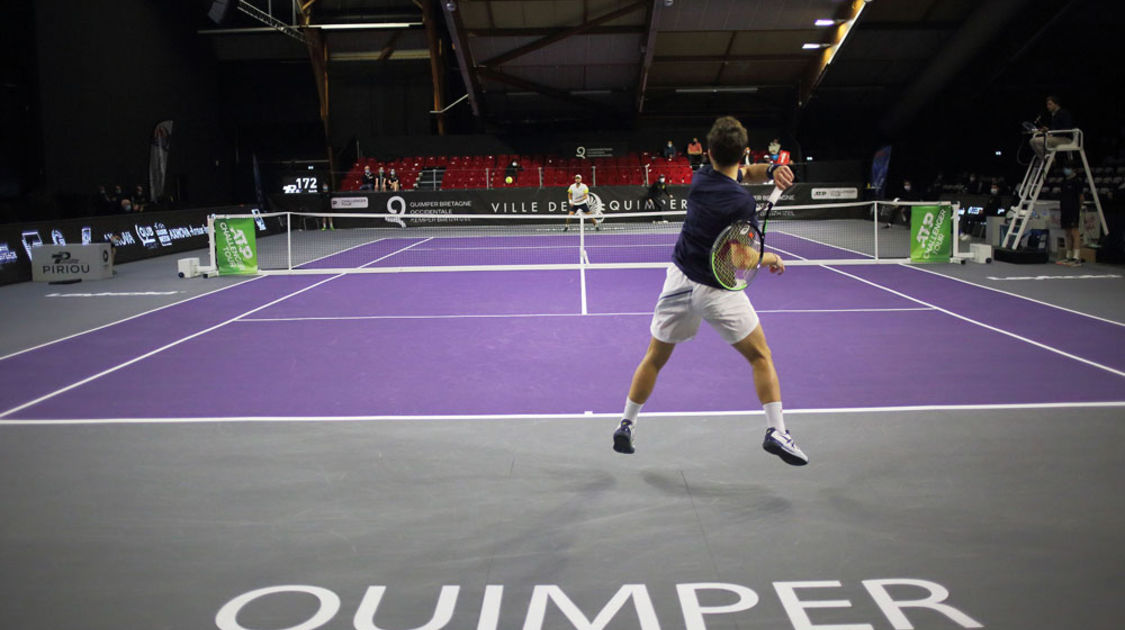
[613,420,635,454]
[763,428,808,466]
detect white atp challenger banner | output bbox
[148,120,174,202]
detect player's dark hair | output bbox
[1046,94,1060,106]
[706,116,748,168]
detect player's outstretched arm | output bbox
[741,164,795,189]
[761,252,786,274]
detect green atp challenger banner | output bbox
[214,218,258,275]
[910,204,952,263]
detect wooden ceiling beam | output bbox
[654,54,811,63]
[634,0,659,113]
[481,0,646,67]
[467,25,644,37]
[478,67,622,116]
[441,0,483,118]
[798,0,868,108]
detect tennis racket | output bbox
[710,186,783,290]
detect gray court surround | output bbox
[1,249,1124,629]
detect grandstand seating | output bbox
[338,151,706,191]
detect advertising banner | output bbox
[214,218,258,275]
[910,204,953,262]
[30,244,114,282]
[0,205,259,286]
[268,182,865,229]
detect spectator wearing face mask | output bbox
[984,179,1005,217]
[687,137,704,170]
[663,140,676,160]
[645,173,671,212]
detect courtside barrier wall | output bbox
[270,183,866,220]
[0,183,867,285]
[0,206,255,286]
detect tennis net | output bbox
[207,201,949,274]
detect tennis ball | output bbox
[505,176,513,184]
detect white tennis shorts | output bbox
[650,264,760,344]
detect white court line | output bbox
[411,244,580,251]
[295,235,389,268]
[235,307,935,323]
[360,237,433,267]
[0,238,433,418]
[0,276,263,363]
[580,263,588,315]
[903,263,1125,328]
[0,235,423,364]
[986,274,1122,281]
[772,228,874,259]
[824,266,1125,379]
[3,401,1123,426]
[0,274,346,419]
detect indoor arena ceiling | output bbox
[200,0,1093,131]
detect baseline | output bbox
[3,401,1123,426]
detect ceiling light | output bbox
[313,22,421,30]
[802,43,830,50]
[674,86,759,94]
[814,19,836,27]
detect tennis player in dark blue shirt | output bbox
[612,116,808,466]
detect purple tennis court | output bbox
[2,264,1122,421]
[2,253,1124,630]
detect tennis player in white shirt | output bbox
[564,174,600,231]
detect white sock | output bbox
[763,401,786,433]
[1071,249,1080,259]
[623,399,643,423]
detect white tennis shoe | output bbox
[763,428,808,466]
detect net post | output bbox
[486,167,491,189]
[950,202,964,263]
[592,165,597,187]
[873,201,880,261]
[538,166,543,188]
[207,214,217,271]
[286,212,293,271]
